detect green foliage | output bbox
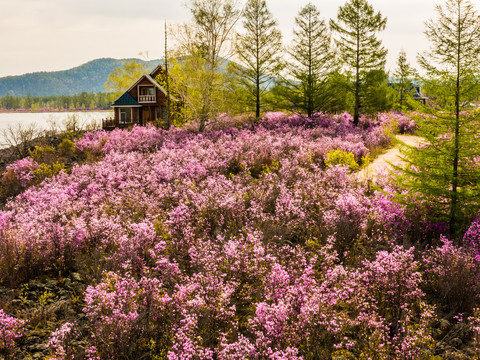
[223,68,257,114]
[30,145,57,164]
[104,61,147,98]
[325,150,359,171]
[321,71,356,114]
[283,3,336,117]
[395,112,480,237]
[361,69,395,115]
[57,139,76,158]
[234,0,283,118]
[34,162,65,181]
[38,290,54,308]
[169,51,232,127]
[330,0,387,125]
[393,50,417,109]
[399,0,480,237]
[418,0,480,112]
[0,92,114,111]
[152,68,187,127]
[171,0,241,131]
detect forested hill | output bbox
[0,58,162,97]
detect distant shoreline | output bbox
[0,109,112,114]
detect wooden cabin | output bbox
[388,81,428,105]
[412,86,428,105]
[103,65,170,129]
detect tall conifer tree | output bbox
[235,0,283,118]
[287,3,336,117]
[393,50,416,109]
[330,0,387,125]
[398,0,480,237]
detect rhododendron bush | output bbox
[0,310,25,358]
[0,111,479,358]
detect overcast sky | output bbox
[0,0,442,78]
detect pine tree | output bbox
[234,0,283,118]
[286,3,336,117]
[361,69,394,114]
[398,0,480,237]
[330,0,387,125]
[393,50,416,109]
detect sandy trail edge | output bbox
[357,135,425,180]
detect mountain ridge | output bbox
[0,58,163,97]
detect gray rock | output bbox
[30,343,46,352]
[32,352,44,359]
[46,279,57,288]
[451,337,463,348]
[71,272,82,282]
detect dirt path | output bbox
[357,135,425,180]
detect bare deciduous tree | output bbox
[1,123,40,159]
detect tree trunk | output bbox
[256,78,260,119]
[450,111,459,237]
[199,113,207,132]
[354,83,360,126]
[199,103,208,132]
[256,48,261,119]
[354,30,360,126]
[450,12,462,238]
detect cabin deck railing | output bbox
[102,118,116,129]
[138,95,156,103]
[102,118,139,129]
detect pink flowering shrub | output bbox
[422,237,480,315]
[3,157,39,188]
[73,130,108,155]
[464,216,480,262]
[47,322,78,360]
[367,194,410,243]
[357,247,434,359]
[396,115,418,134]
[467,308,480,354]
[73,112,393,163]
[0,111,469,358]
[83,271,175,359]
[374,111,418,134]
[0,310,26,358]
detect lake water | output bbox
[0,111,112,133]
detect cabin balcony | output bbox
[138,95,156,103]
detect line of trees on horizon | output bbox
[0,92,114,112]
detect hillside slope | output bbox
[2,112,479,359]
[0,58,162,97]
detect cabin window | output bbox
[120,108,132,123]
[156,108,160,120]
[140,87,154,96]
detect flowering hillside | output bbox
[1,112,480,359]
